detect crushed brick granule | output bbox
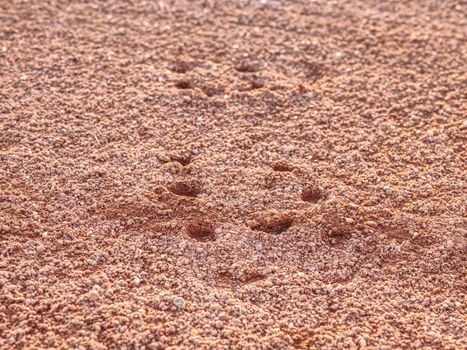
[0,0,466,349]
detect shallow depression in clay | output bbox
[251,215,294,235]
[168,180,202,197]
[185,219,216,242]
[301,186,326,203]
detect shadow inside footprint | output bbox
[301,186,326,203]
[174,79,193,89]
[185,219,216,242]
[271,161,294,172]
[168,180,202,198]
[251,214,293,235]
[169,154,192,166]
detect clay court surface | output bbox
[0,0,466,349]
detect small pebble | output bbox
[36,243,45,254]
[173,297,185,310]
[445,240,454,250]
[87,290,100,302]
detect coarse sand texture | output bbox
[0,0,466,349]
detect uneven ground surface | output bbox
[0,0,466,349]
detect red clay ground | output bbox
[0,0,466,349]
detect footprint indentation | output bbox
[272,161,294,172]
[185,219,216,242]
[251,215,293,235]
[174,80,193,89]
[234,62,260,73]
[169,154,192,166]
[243,271,266,284]
[301,186,326,203]
[168,180,202,198]
[250,79,265,90]
[170,61,192,74]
